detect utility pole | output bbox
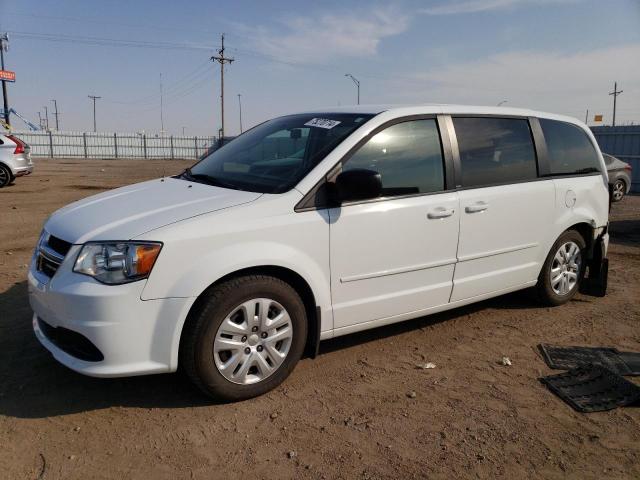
[37,111,43,129]
[159,73,165,135]
[237,93,243,133]
[609,81,623,127]
[88,95,101,132]
[1,33,10,126]
[345,74,360,105]
[211,34,234,142]
[182,126,186,136]
[51,99,60,130]
[43,106,49,130]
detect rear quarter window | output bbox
[539,119,601,175]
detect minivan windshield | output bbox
[185,113,374,193]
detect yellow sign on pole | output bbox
[594,114,603,122]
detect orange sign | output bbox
[593,114,603,122]
[0,70,15,82]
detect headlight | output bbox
[73,242,162,285]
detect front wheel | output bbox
[536,230,586,306]
[611,179,626,202]
[180,275,308,401]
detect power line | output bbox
[106,61,213,106]
[8,30,219,51]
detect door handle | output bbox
[465,202,489,214]
[427,207,455,219]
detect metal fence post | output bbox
[48,131,54,158]
[114,133,118,158]
[83,132,88,158]
[194,136,198,159]
[170,136,174,160]
[143,134,147,159]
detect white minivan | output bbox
[29,105,610,400]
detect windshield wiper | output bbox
[181,168,239,190]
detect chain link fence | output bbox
[11,130,218,160]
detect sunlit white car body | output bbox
[29,104,609,377]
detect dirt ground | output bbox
[1,158,639,480]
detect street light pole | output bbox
[237,93,243,133]
[345,74,360,105]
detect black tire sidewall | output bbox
[538,230,587,306]
[0,165,10,188]
[191,277,307,401]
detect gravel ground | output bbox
[1,158,639,480]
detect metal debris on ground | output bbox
[416,362,437,369]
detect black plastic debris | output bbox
[538,344,640,376]
[540,365,640,413]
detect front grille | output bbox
[48,235,72,256]
[37,254,61,277]
[37,317,104,362]
[36,232,72,279]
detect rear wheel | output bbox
[612,179,626,202]
[536,230,586,306]
[180,275,307,401]
[0,164,12,188]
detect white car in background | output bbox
[0,132,33,188]
[29,105,610,401]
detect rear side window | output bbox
[342,119,445,197]
[453,117,537,188]
[539,119,601,175]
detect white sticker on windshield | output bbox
[304,118,341,129]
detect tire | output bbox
[0,164,11,188]
[611,179,626,202]
[536,230,587,306]
[180,275,308,401]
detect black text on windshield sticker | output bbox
[304,118,341,129]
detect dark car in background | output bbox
[603,153,632,202]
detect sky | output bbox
[0,0,639,136]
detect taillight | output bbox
[624,164,632,171]
[6,135,25,154]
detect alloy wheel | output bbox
[550,241,582,296]
[213,298,293,385]
[612,180,625,201]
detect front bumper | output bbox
[28,251,193,377]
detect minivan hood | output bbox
[45,177,262,244]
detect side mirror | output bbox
[334,168,382,203]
